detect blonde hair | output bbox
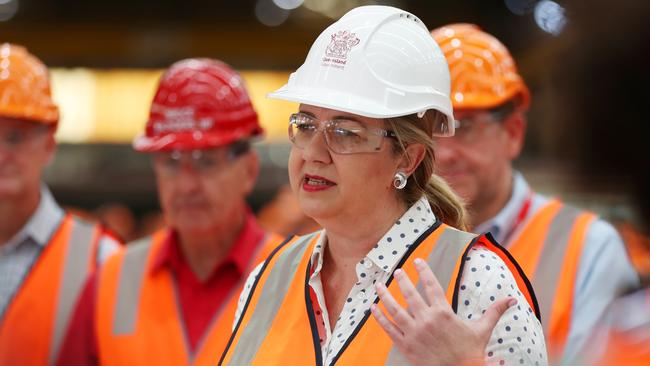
[386,110,468,231]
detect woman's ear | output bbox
[396,142,426,175]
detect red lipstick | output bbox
[302,174,336,192]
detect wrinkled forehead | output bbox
[452,108,493,119]
[0,117,49,132]
[454,100,517,121]
[298,103,386,128]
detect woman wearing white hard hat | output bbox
[221,5,547,366]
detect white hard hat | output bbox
[268,5,455,136]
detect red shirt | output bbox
[56,211,267,366]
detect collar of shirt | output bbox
[149,209,267,282]
[474,171,531,244]
[309,197,437,279]
[1,184,65,253]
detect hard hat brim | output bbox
[132,126,263,153]
[453,88,531,112]
[268,86,453,122]
[268,86,455,137]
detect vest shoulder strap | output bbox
[533,205,583,324]
[50,215,100,364]
[112,235,155,335]
[426,225,477,308]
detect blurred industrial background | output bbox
[1,0,642,241]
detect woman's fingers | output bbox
[375,282,414,326]
[370,304,405,343]
[393,268,428,316]
[413,258,447,307]
[476,297,517,338]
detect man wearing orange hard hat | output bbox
[430,24,638,364]
[0,43,121,365]
[57,58,282,366]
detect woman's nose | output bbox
[301,129,332,164]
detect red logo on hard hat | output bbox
[322,30,360,70]
[326,31,360,59]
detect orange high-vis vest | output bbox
[96,229,283,366]
[599,331,650,366]
[597,289,650,366]
[219,223,540,366]
[506,199,596,358]
[0,214,103,366]
[618,222,650,276]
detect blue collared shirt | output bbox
[0,185,120,318]
[0,185,65,317]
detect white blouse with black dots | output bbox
[235,197,548,366]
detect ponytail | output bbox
[424,174,468,231]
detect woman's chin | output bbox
[298,200,339,223]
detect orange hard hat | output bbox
[431,24,530,111]
[0,43,59,125]
[133,58,263,152]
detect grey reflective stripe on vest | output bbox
[531,205,582,333]
[112,237,153,335]
[423,227,477,295]
[385,226,476,366]
[48,218,97,365]
[228,233,316,366]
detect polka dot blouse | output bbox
[235,197,548,365]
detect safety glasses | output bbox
[443,103,516,144]
[288,112,396,154]
[0,123,50,151]
[153,141,249,177]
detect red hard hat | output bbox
[133,58,263,152]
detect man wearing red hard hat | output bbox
[0,43,121,366]
[57,58,282,366]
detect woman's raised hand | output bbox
[371,258,516,366]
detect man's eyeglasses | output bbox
[153,141,250,176]
[444,103,517,144]
[0,125,50,151]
